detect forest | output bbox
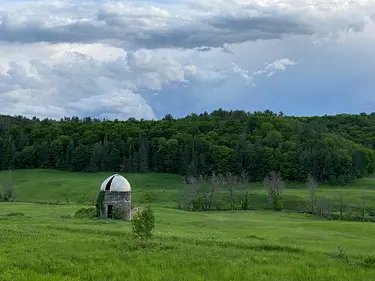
[0,109,375,185]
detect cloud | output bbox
[0,0,374,49]
[0,0,374,120]
[0,43,197,119]
[254,58,297,78]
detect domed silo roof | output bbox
[100,174,131,192]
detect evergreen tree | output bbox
[89,143,103,172]
[107,147,121,171]
[101,136,109,171]
[138,136,149,172]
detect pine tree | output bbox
[89,142,103,172]
[186,161,197,178]
[66,140,74,170]
[131,151,139,172]
[107,147,121,171]
[138,136,149,172]
[101,136,109,171]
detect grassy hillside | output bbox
[1,169,375,212]
[1,203,375,280]
[1,170,375,280]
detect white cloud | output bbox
[0,0,374,119]
[254,58,297,78]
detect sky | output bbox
[0,0,375,120]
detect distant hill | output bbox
[1,110,375,184]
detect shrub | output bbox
[58,214,72,220]
[95,191,105,217]
[140,192,152,204]
[76,194,91,205]
[363,255,375,268]
[132,206,155,240]
[2,172,15,202]
[113,206,130,220]
[330,245,349,263]
[74,207,97,219]
[241,191,249,210]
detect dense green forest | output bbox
[0,110,375,184]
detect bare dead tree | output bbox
[264,171,284,211]
[207,172,218,211]
[225,172,238,211]
[240,170,249,184]
[319,194,331,218]
[182,176,198,211]
[307,174,318,215]
[338,188,344,220]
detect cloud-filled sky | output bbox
[1,0,375,120]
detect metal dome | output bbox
[100,174,131,192]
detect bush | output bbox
[363,255,375,268]
[132,206,155,240]
[241,191,249,210]
[74,207,97,219]
[2,172,15,202]
[95,191,105,217]
[140,192,152,204]
[330,245,349,263]
[113,206,130,220]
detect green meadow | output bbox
[1,169,375,280]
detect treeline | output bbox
[179,172,375,222]
[0,109,374,184]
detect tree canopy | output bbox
[1,109,374,184]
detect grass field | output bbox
[1,170,375,280]
[1,169,375,210]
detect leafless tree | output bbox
[225,172,238,210]
[307,174,318,215]
[182,176,197,210]
[240,170,249,184]
[338,188,344,220]
[264,171,284,211]
[318,194,331,218]
[207,172,219,211]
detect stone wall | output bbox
[101,191,132,220]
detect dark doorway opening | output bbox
[107,205,113,218]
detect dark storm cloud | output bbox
[0,9,313,49]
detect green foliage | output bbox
[1,111,375,184]
[2,202,375,280]
[264,171,284,211]
[95,191,105,217]
[74,207,97,219]
[241,191,249,210]
[330,245,349,263]
[140,192,152,204]
[363,255,375,268]
[132,206,155,240]
[113,206,130,220]
[1,171,15,202]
